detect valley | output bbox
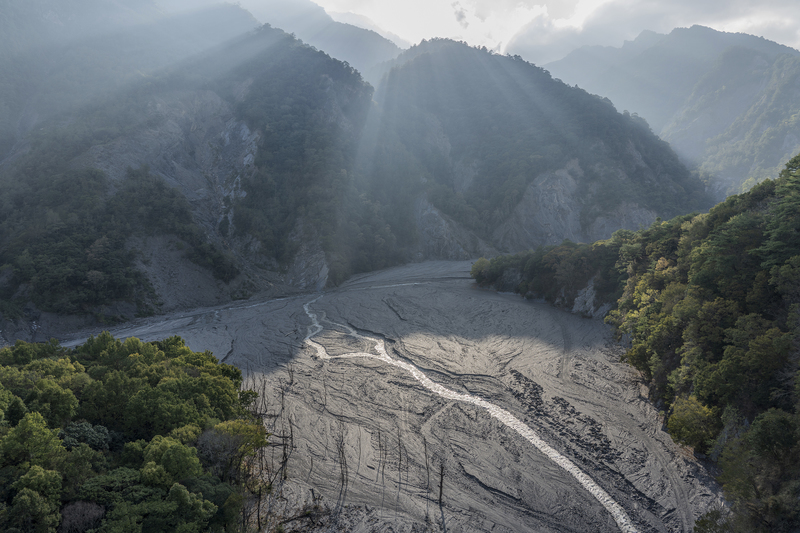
[62,261,721,532]
[2,2,798,530]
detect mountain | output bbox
[0,1,259,160]
[327,11,411,49]
[545,25,800,198]
[0,7,711,337]
[662,48,800,197]
[0,16,375,326]
[236,0,403,84]
[363,39,710,254]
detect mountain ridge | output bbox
[237,0,402,83]
[0,8,711,339]
[546,24,800,199]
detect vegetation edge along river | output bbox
[472,152,800,532]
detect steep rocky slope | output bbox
[0,23,374,328]
[0,9,711,336]
[366,39,710,254]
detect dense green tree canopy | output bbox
[473,152,800,531]
[0,333,264,532]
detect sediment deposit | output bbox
[62,261,721,532]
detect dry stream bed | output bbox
[63,261,722,532]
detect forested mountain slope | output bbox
[365,39,710,253]
[0,20,376,328]
[0,333,272,532]
[546,25,800,199]
[0,1,259,161]
[0,6,711,338]
[472,153,800,531]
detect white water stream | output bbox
[303,296,639,533]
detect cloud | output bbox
[452,2,469,28]
[506,0,800,65]
[544,0,581,20]
[468,0,543,21]
[313,0,800,61]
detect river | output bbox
[62,260,721,532]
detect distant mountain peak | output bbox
[545,24,800,200]
[328,11,411,49]
[236,0,401,83]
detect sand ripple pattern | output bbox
[303,297,638,533]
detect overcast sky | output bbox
[312,0,800,64]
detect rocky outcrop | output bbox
[587,202,658,241]
[413,197,497,260]
[129,234,283,313]
[571,277,614,318]
[492,160,657,252]
[286,238,330,292]
[76,88,258,240]
[492,162,584,250]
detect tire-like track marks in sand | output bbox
[558,322,573,381]
[303,296,639,533]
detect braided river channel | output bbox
[64,261,722,532]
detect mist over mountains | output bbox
[2,2,800,532]
[0,0,791,329]
[0,1,260,158]
[229,0,403,83]
[547,25,800,198]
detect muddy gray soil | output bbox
[61,261,721,532]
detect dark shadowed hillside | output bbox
[365,39,710,254]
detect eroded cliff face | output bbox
[587,202,657,242]
[571,277,614,318]
[78,88,254,235]
[285,228,330,292]
[413,197,497,261]
[70,86,285,307]
[490,159,656,253]
[492,162,585,250]
[68,78,368,299]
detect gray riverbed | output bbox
[62,260,722,532]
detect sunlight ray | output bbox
[303,295,640,533]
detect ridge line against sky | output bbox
[311,0,800,64]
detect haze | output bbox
[313,0,800,63]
